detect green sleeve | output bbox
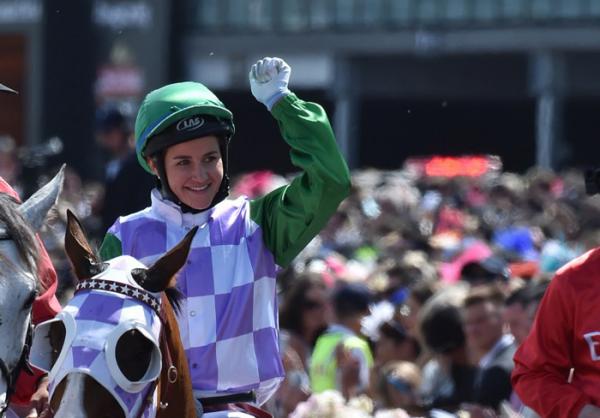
[99,232,123,261]
[250,92,351,267]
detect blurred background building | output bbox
[2,0,600,183]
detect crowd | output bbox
[259,165,589,418]
[11,153,596,417]
[3,59,598,418]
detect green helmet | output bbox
[135,81,235,174]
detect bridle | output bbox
[0,322,34,417]
[0,229,35,418]
[44,278,179,418]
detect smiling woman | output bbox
[148,135,224,211]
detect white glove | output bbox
[249,57,291,111]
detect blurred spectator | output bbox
[279,273,332,369]
[374,361,422,415]
[462,285,515,412]
[396,280,436,340]
[95,104,154,234]
[503,285,532,347]
[272,333,312,417]
[374,320,420,367]
[230,170,287,199]
[504,281,549,417]
[419,284,476,412]
[459,255,510,287]
[439,241,492,284]
[539,239,582,273]
[290,390,375,418]
[310,283,374,399]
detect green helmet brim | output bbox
[136,104,234,174]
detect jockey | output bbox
[512,248,600,418]
[512,170,600,418]
[100,57,351,417]
[0,83,61,417]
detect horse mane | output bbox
[158,290,197,418]
[0,194,40,275]
[164,286,183,315]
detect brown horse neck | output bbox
[156,294,197,418]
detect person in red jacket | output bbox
[0,83,61,417]
[512,248,600,418]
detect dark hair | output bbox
[379,320,422,358]
[505,285,530,307]
[460,256,509,284]
[506,280,548,309]
[95,105,129,134]
[279,273,327,337]
[420,304,465,354]
[463,284,505,309]
[379,320,407,342]
[332,283,372,319]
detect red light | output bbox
[405,155,501,178]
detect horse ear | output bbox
[133,227,197,293]
[19,164,65,232]
[65,209,100,280]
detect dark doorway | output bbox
[358,98,536,173]
[565,98,600,170]
[0,34,25,146]
[218,89,333,176]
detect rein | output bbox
[133,326,177,418]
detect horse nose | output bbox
[51,373,125,418]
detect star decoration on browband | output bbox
[75,279,162,317]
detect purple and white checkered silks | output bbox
[30,256,163,418]
[108,191,285,405]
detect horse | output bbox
[0,167,64,417]
[30,210,198,418]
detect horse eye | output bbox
[116,329,154,381]
[22,290,38,310]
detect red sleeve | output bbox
[512,271,590,418]
[9,368,47,406]
[11,245,60,405]
[0,177,18,199]
[31,239,62,323]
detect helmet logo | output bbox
[176,116,205,132]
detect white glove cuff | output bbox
[265,88,290,111]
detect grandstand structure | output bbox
[178,0,600,172]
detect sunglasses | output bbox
[386,376,414,395]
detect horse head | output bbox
[0,166,64,415]
[31,211,197,418]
